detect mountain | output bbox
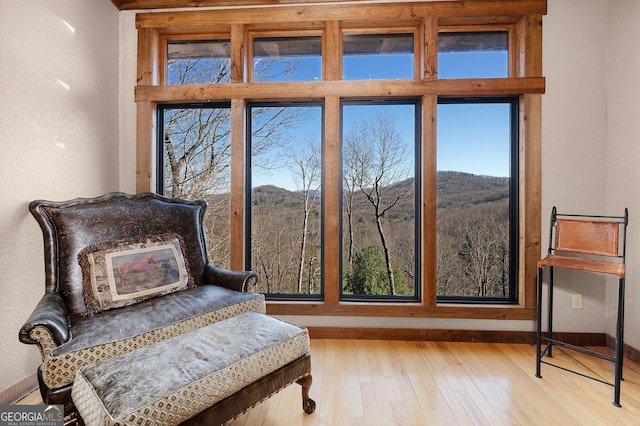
[251,184,304,208]
[436,171,509,210]
[251,171,510,215]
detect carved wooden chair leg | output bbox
[296,374,316,414]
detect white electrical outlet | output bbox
[572,294,583,310]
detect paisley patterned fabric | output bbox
[38,286,265,389]
[72,312,310,426]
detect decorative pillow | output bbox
[78,235,193,316]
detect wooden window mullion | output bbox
[323,96,341,305]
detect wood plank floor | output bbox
[19,339,640,425]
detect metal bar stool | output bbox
[535,206,628,407]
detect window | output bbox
[436,98,518,302]
[136,1,545,320]
[341,101,419,300]
[167,39,231,84]
[438,32,509,79]
[343,33,414,80]
[247,103,324,298]
[157,103,232,268]
[252,36,322,82]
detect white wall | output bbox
[537,0,640,352]
[119,11,139,195]
[0,0,119,396]
[606,0,640,350]
[539,0,610,334]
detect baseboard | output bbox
[307,327,607,346]
[606,334,640,365]
[0,373,38,405]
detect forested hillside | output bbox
[436,171,511,298]
[248,170,511,299]
[437,171,509,208]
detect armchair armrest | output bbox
[204,264,258,293]
[19,292,69,347]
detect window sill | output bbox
[266,300,536,320]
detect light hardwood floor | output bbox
[19,339,640,425]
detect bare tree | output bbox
[251,205,297,293]
[162,107,232,267]
[164,108,231,198]
[442,203,510,297]
[343,113,413,295]
[162,56,305,269]
[342,137,359,267]
[287,135,321,293]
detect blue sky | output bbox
[250,48,511,190]
[437,102,511,177]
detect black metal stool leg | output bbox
[536,266,544,378]
[613,277,625,407]
[547,266,554,358]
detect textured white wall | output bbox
[605,0,640,350]
[0,0,119,395]
[118,11,139,195]
[539,0,609,333]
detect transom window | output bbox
[252,36,322,82]
[438,31,509,79]
[136,0,546,320]
[343,33,415,80]
[166,39,231,84]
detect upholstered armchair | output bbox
[19,192,261,413]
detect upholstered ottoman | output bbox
[71,312,315,425]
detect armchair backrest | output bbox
[30,192,209,316]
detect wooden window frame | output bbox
[134,0,546,320]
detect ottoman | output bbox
[71,312,315,425]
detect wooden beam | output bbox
[230,24,245,83]
[135,28,159,193]
[323,21,342,81]
[521,93,542,310]
[323,96,341,305]
[520,14,543,309]
[135,1,547,28]
[230,98,246,271]
[135,77,545,102]
[422,17,438,79]
[421,95,437,307]
[115,0,377,10]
